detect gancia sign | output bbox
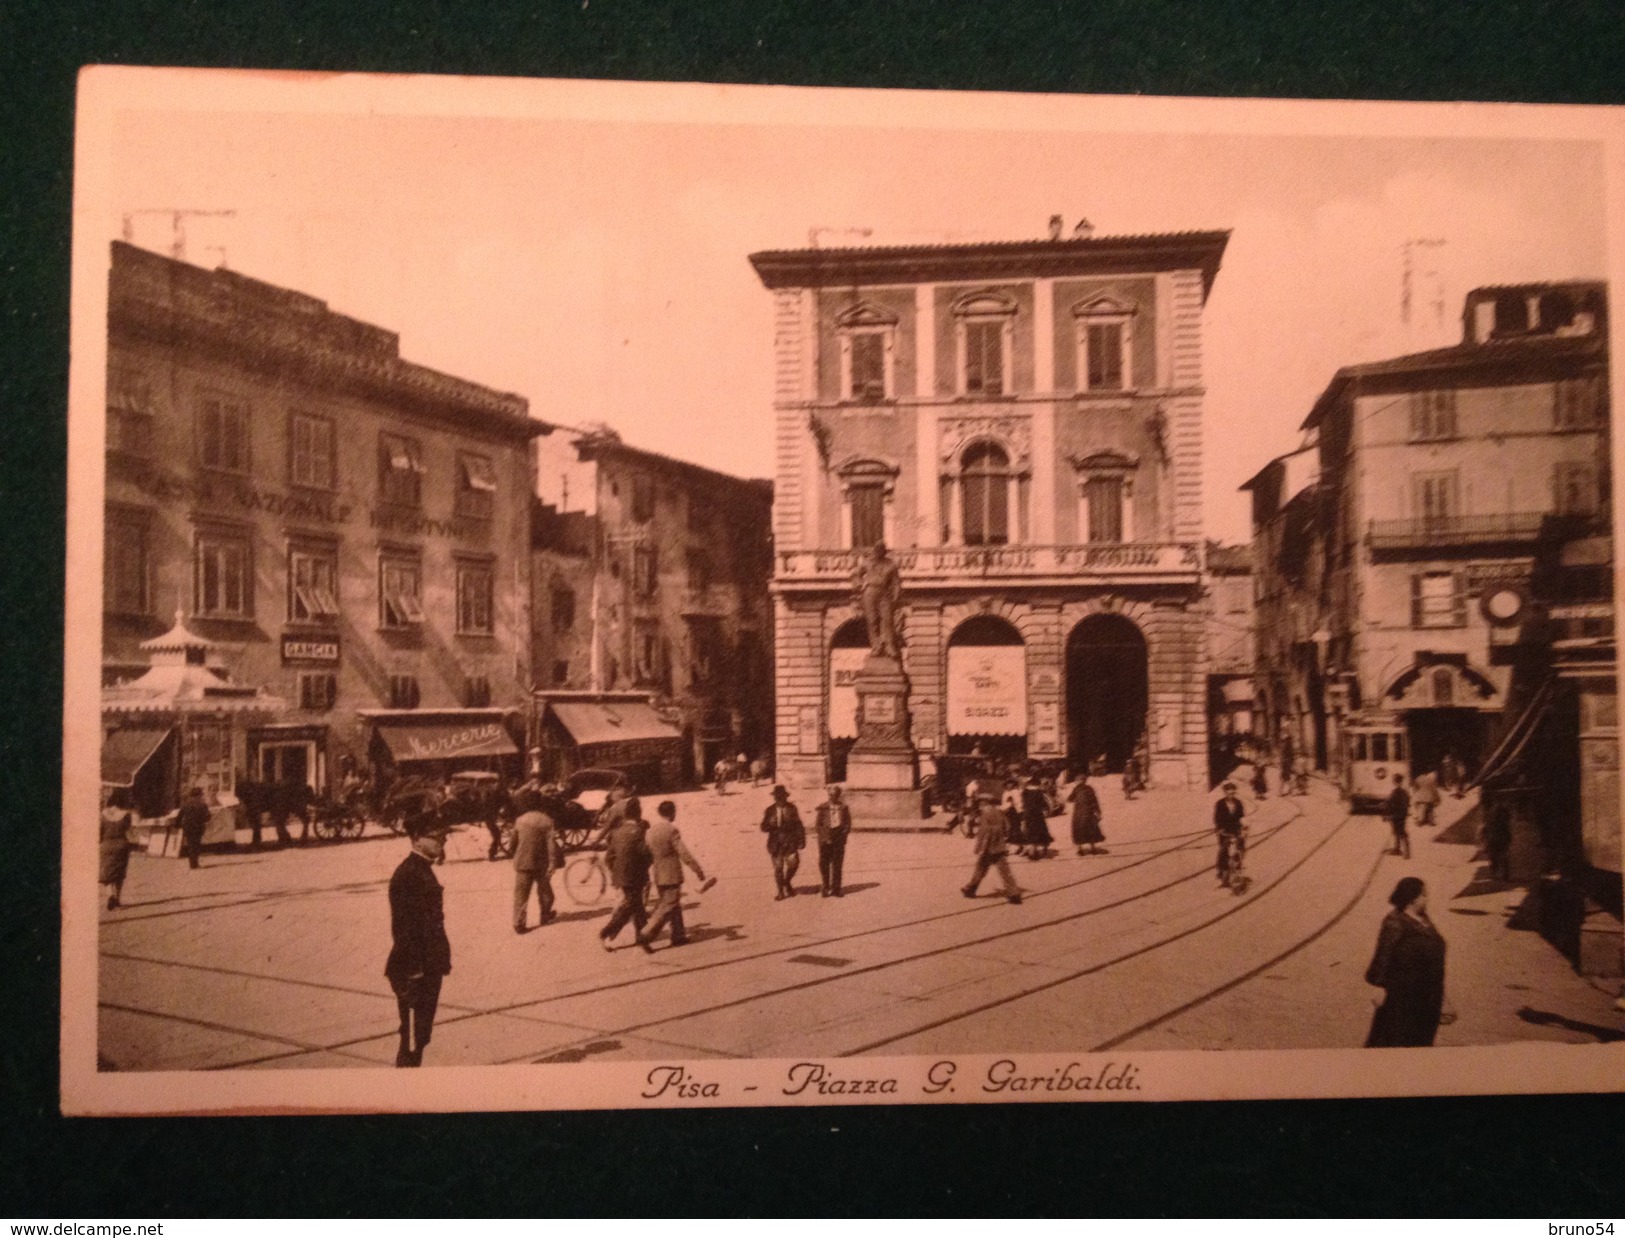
[281,635,341,664]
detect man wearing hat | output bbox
[385,815,453,1068]
[511,787,560,933]
[760,784,807,899]
[176,783,211,870]
[813,784,853,898]
[961,790,1023,904]
[1214,781,1246,885]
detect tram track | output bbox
[108,794,1357,1070]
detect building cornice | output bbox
[749,231,1231,301]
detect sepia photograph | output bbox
[61,68,1625,1114]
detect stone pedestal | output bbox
[844,652,926,824]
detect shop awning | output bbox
[101,725,173,787]
[1470,675,1556,792]
[551,701,682,748]
[376,719,518,763]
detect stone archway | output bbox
[1065,613,1148,773]
[945,614,1028,759]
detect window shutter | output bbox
[1452,571,1468,626]
[1410,574,1423,627]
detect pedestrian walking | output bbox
[1214,781,1246,886]
[761,784,807,899]
[99,788,135,909]
[1364,876,1452,1047]
[713,756,732,796]
[511,787,561,933]
[813,784,852,897]
[1121,753,1143,800]
[1483,795,1513,883]
[1068,771,1105,855]
[1413,769,1440,827]
[1020,774,1053,860]
[385,815,453,1068]
[1439,751,1464,798]
[637,801,710,951]
[1279,733,1296,793]
[1386,774,1412,859]
[598,801,653,951]
[1001,777,1026,856]
[175,783,211,870]
[1250,760,1269,800]
[961,792,1023,903]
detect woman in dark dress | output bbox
[1364,876,1451,1047]
[1068,772,1106,855]
[1020,775,1053,860]
[99,787,134,910]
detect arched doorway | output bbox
[827,618,870,781]
[1065,614,1148,773]
[946,614,1028,760]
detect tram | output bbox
[1339,716,1409,812]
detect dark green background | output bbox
[4,0,1623,1217]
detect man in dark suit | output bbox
[761,784,806,899]
[176,784,211,870]
[511,787,560,933]
[598,798,653,951]
[1214,781,1246,885]
[961,791,1022,903]
[385,816,453,1068]
[813,784,853,897]
[1386,773,1412,859]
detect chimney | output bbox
[1074,217,1095,239]
[1048,215,1064,241]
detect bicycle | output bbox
[562,846,610,906]
[1218,828,1250,895]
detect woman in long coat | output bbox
[1364,876,1450,1047]
[99,787,134,910]
[1068,772,1105,855]
[1020,775,1053,859]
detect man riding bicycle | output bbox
[1214,780,1247,887]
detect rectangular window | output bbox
[551,660,570,686]
[455,452,497,520]
[378,433,425,508]
[551,586,576,632]
[464,676,491,708]
[1408,389,1457,441]
[288,547,340,622]
[1084,475,1125,543]
[1555,460,1600,515]
[289,412,335,490]
[108,366,156,457]
[195,531,252,618]
[388,675,421,709]
[1370,733,1390,763]
[849,333,887,402]
[633,620,661,685]
[1350,733,1368,762]
[1412,472,1459,524]
[104,509,151,616]
[631,475,656,523]
[632,543,659,598]
[1411,571,1466,628]
[963,321,1004,396]
[456,560,495,635]
[297,672,338,712]
[1554,376,1603,429]
[849,486,886,550]
[379,554,424,628]
[198,396,250,473]
[686,549,712,592]
[1085,322,1126,390]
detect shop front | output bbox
[534,693,685,791]
[945,616,1029,761]
[100,614,286,853]
[362,709,525,783]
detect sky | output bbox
[104,86,1608,544]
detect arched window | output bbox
[836,458,899,550]
[961,443,1011,546]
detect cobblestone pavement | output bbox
[96,773,1625,1070]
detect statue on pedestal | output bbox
[852,542,903,660]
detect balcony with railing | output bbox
[775,542,1202,589]
[1367,512,1606,554]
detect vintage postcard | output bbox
[63,68,1625,1114]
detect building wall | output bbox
[763,245,1220,790]
[105,244,534,786]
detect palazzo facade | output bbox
[750,227,1230,790]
